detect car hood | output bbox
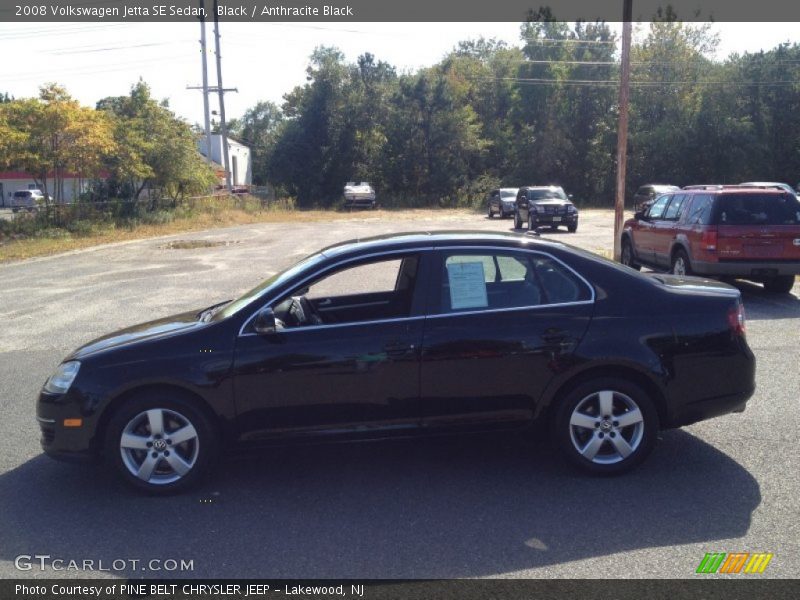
[531,199,572,207]
[67,308,208,360]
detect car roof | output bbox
[319,230,560,259]
[681,185,788,194]
[520,185,564,190]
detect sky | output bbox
[2,21,799,126]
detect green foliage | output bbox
[253,22,800,207]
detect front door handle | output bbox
[384,341,416,357]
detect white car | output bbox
[343,181,376,209]
[11,189,46,212]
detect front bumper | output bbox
[37,390,100,462]
[532,213,578,225]
[691,259,800,277]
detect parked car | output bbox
[343,181,376,209]
[632,184,680,212]
[740,182,797,197]
[487,187,519,218]
[620,185,800,293]
[514,185,578,232]
[10,189,46,213]
[38,231,755,493]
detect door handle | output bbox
[384,341,416,357]
[317,298,332,306]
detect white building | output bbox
[197,135,252,187]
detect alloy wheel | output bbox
[568,390,645,465]
[119,408,200,485]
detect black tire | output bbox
[763,275,796,294]
[528,213,537,231]
[488,204,494,218]
[553,377,659,475]
[671,249,692,276]
[514,211,522,229]
[104,391,218,495]
[620,238,640,270]
[567,224,578,233]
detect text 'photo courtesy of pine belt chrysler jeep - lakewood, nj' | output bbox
[37,232,755,494]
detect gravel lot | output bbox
[0,209,798,579]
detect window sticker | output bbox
[447,261,488,310]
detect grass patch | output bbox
[0,202,476,263]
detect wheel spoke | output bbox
[570,412,597,430]
[120,432,150,450]
[616,408,643,428]
[597,391,614,417]
[610,434,634,458]
[146,409,164,436]
[581,434,604,460]
[169,424,197,445]
[164,452,191,476]
[136,454,159,481]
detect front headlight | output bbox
[43,361,80,395]
[567,204,577,213]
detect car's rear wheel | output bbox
[105,393,218,494]
[514,211,522,229]
[671,249,692,276]
[528,213,537,231]
[763,275,796,294]
[621,238,640,270]
[554,378,658,475]
[488,204,494,218]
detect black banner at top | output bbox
[2,0,800,22]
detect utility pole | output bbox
[198,0,212,166]
[613,0,633,262]
[213,0,232,192]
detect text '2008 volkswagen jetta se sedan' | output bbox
[36,231,756,493]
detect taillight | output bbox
[701,227,718,251]
[728,303,746,336]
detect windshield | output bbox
[13,191,31,198]
[714,193,800,225]
[500,190,516,198]
[211,252,325,321]
[530,189,567,201]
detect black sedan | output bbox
[37,232,755,493]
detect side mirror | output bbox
[253,306,277,335]
[568,194,574,200]
[634,210,646,220]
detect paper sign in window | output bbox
[446,261,488,309]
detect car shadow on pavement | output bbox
[730,280,800,320]
[0,429,759,578]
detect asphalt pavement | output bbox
[0,209,797,579]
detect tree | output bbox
[228,101,282,186]
[1,84,115,202]
[97,80,216,201]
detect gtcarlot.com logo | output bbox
[696,552,773,574]
[14,554,194,572]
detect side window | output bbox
[272,255,419,328]
[647,195,671,219]
[436,251,591,314]
[686,194,713,225]
[663,194,686,220]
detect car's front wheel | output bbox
[514,211,522,229]
[105,392,218,494]
[554,378,658,475]
[528,213,537,231]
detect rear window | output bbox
[714,193,800,225]
[13,191,31,198]
[500,190,516,198]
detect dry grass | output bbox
[0,206,475,263]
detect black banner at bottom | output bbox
[4,579,800,600]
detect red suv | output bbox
[620,185,800,293]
